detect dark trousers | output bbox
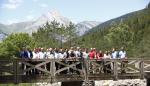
[103,61,111,73]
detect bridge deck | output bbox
[0,59,150,84]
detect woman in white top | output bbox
[46,48,54,59]
[104,51,111,59]
[32,48,39,59]
[82,48,89,59]
[58,49,65,59]
[103,51,112,73]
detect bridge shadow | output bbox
[61,81,83,86]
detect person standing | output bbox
[119,47,127,59]
[89,48,96,60]
[19,47,31,75]
[32,48,39,74]
[96,50,104,73]
[103,51,111,73]
[111,48,118,59]
[119,47,127,73]
[82,48,89,59]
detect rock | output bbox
[34,82,61,86]
[94,79,146,86]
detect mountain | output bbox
[75,21,100,36]
[0,21,35,34]
[86,10,142,34]
[0,10,99,36]
[24,10,72,34]
[74,4,150,58]
[0,32,7,42]
[0,24,7,41]
[148,2,150,8]
[0,24,7,33]
[7,21,35,33]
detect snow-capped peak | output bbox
[24,10,72,34]
[49,10,61,17]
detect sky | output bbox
[0,0,149,25]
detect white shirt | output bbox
[32,52,38,59]
[27,51,31,59]
[75,50,80,57]
[83,52,88,58]
[46,52,54,59]
[38,52,45,59]
[59,52,64,59]
[54,52,59,59]
[111,51,118,59]
[104,54,111,59]
[63,52,67,58]
[119,51,126,59]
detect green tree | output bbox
[65,22,77,47]
[32,21,60,48]
[0,33,35,58]
[33,21,77,48]
[104,22,134,48]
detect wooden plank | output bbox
[55,61,83,73]
[13,60,19,84]
[22,61,51,74]
[113,60,118,80]
[50,59,56,83]
[140,60,144,79]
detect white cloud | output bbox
[40,3,48,8]
[26,15,34,20]
[1,0,23,9]
[5,19,20,25]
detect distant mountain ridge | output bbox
[86,9,143,34]
[0,10,99,36]
[75,21,100,36]
[24,11,72,34]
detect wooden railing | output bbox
[0,58,150,84]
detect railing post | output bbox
[13,59,19,84]
[50,59,56,83]
[140,60,144,79]
[113,60,118,81]
[83,59,90,86]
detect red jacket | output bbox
[96,53,103,60]
[89,51,96,59]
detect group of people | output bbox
[19,47,127,75]
[20,47,127,60]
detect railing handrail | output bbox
[0,58,150,61]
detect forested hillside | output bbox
[73,4,150,58]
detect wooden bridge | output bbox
[0,58,150,84]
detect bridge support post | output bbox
[113,60,118,81]
[50,59,56,83]
[140,60,144,79]
[84,59,90,86]
[13,59,19,84]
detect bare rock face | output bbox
[95,79,146,86]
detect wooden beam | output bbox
[113,60,118,80]
[50,59,56,83]
[22,61,51,74]
[140,60,144,79]
[55,61,83,73]
[13,60,19,84]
